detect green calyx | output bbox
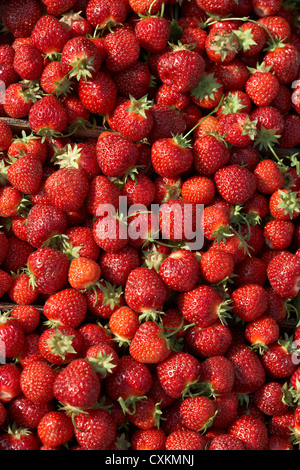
[125,94,154,118]
[68,53,96,82]
[217,298,233,325]
[45,327,76,361]
[241,115,258,141]
[19,80,42,103]
[96,281,123,310]
[208,31,239,61]
[254,124,281,152]
[138,309,165,323]
[171,132,192,149]
[247,60,274,75]
[142,246,168,273]
[86,350,118,378]
[233,28,258,53]
[219,92,247,115]
[190,72,223,103]
[118,395,147,415]
[276,189,300,219]
[53,74,73,98]
[54,143,82,169]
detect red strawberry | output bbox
[68,256,101,291]
[156,352,202,398]
[147,103,186,143]
[178,284,231,328]
[96,131,139,178]
[254,159,285,194]
[78,322,116,356]
[134,13,170,54]
[264,43,300,85]
[85,343,119,379]
[231,284,268,322]
[196,0,236,15]
[84,280,125,320]
[104,26,140,72]
[61,36,103,81]
[0,313,24,359]
[244,314,280,353]
[267,252,300,298]
[0,426,39,451]
[43,288,87,329]
[0,270,13,298]
[41,0,77,15]
[13,44,43,81]
[8,272,38,306]
[158,249,199,292]
[8,395,53,430]
[198,355,235,397]
[78,71,117,115]
[129,0,164,15]
[205,28,239,64]
[180,395,217,433]
[30,15,70,55]
[279,115,300,149]
[129,321,172,364]
[165,429,207,450]
[73,408,116,450]
[214,164,257,204]
[20,360,57,404]
[0,363,21,403]
[245,62,280,107]
[0,120,13,152]
[37,411,74,448]
[105,355,152,413]
[157,44,205,93]
[4,82,36,119]
[108,306,140,346]
[113,95,154,142]
[263,219,294,250]
[209,434,245,450]
[40,60,72,98]
[26,204,68,249]
[86,0,127,29]
[28,95,69,140]
[3,0,41,38]
[185,321,232,358]
[261,338,298,379]
[200,249,235,284]
[228,415,268,450]
[252,0,281,17]
[65,226,100,261]
[219,113,258,148]
[86,174,122,217]
[151,134,194,178]
[125,267,168,320]
[10,305,40,334]
[127,396,164,430]
[39,325,82,365]
[192,134,230,176]
[53,358,101,410]
[253,382,292,416]
[110,61,152,101]
[269,189,300,221]
[26,247,69,295]
[227,343,266,394]
[45,167,89,212]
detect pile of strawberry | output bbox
[1,0,300,452]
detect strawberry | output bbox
[269,189,300,221]
[0,270,13,298]
[263,219,294,250]
[198,355,235,397]
[104,25,140,72]
[185,321,232,358]
[8,272,38,306]
[28,95,69,141]
[0,313,24,359]
[193,134,230,177]
[129,0,164,15]
[219,113,258,148]
[122,173,156,207]
[3,0,41,38]
[43,288,87,329]
[110,61,152,101]
[165,429,207,450]
[129,321,172,364]
[279,115,300,149]
[45,167,89,212]
[203,205,231,241]
[108,306,140,346]
[6,155,43,196]
[68,257,101,291]
[0,426,39,451]
[180,175,215,205]
[234,257,267,288]
[158,249,199,292]
[78,70,117,114]
[180,395,217,433]
[20,360,57,404]
[196,0,236,15]
[269,411,295,441]
[0,363,21,403]
[4,83,38,119]
[0,45,18,89]
[228,415,268,450]
[37,411,74,448]
[84,280,125,320]
[251,0,282,17]
[39,325,82,365]
[26,204,68,249]
[93,214,128,253]
[0,120,13,152]
[155,84,190,110]
[61,36,103,81]
[254,159,285,194]
[61,95,91,127]
[113,95,154,142]
[10,305,40,334]
[245,62,280,107]
[227,343,266,394]
[180,24,208,56]
[253,382,292,416]
[214,164,257,204]
[156,352,201,398]
[200,249,235,284]
[151,134,194,178]
[40,60,72,98]
[86,0,127,29]
[13,44,43,82]
[85,343,119,379]
[205,29,239,64]
[127,396,164,430]
[211,58,249,92]
[26,247,69,295]
[17,333,43,368]
[266,436,294,451]
[237,21,267,57]
[209,434,245,450]
[86,174,122,217]
[99,245,140,287]
[7,133,47,165]
[125,267,168,320]
[131,428,166,450]
[134,12,170,54]
[73,408,116,450]
[53,358,101,410]
[191,71,224,109]
[212,391,239,429]
[78,322,116,356]
[42,0,77,15]
[158,45,205,94]
[30,15,70,55]
[261,338,298,379]
[96,131,139,178]
[178,284,231,328]
[267,252,300,298]
[264,43,300,85]
[258,15,291,42]
[105,355,152,413]
[147,103,187,143]
[231,284,268,322]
